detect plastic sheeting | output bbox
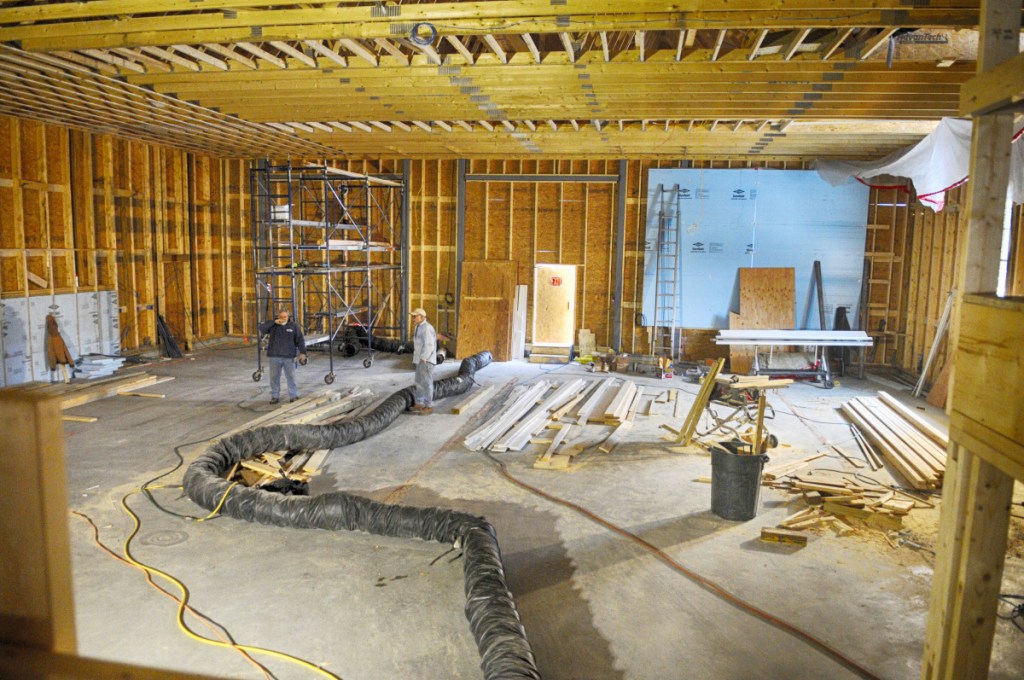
[183,351,541,679]
[815,118,1024,211]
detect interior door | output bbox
[532,264,576,347]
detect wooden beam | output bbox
[138,45,198,71]
[0,388,76,654]
[482,34,507,64]
[559,32,576,63]
[373,37,409,65]
[202,43,256,69]
[434,120,453,132]
[959,50,1024,116]
[110,47,171,73]
[80,48,145,73]
[599,31,610,63]
[820,27,855,61]
[303,39,347,67]
[521,33,541,64]
[268,40,317,67]
[859,28,899,61]
[711,29,727,62]
[328,120,352,132]
[235,41,286,69]
[748,29,769,61]
[784,28,812,61]
[170,44,227,70]
[635,31,646,62]
[445,35,474,64]
[368,120,391,132]
[338,38,379,66]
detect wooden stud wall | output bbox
[6,110,1020,367]
[0,114,244,354]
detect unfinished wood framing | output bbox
[923,1,1023,675]
[0,114,248,364]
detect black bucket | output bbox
[710,447,769,521]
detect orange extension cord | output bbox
[481,451,882,680]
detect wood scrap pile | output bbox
[226,386,376,489]
[840,391,948,490]
[764,468,933,542]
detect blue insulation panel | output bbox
[641,169,868,330]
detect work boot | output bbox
[270,397,280,405]
[407,404,423,413]
[289,397,297,403]
[417,407,433,415]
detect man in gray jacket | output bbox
[258,308,307,405]
[410,307,436,415]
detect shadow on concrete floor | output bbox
[321,482,628,680]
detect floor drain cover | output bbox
[139,529,189,547]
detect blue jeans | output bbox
[414,361,434,407]
[269,356,297,400]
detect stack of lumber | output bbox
[601,380,642,426]
[767,469,926,536]
[42,371,175,411]
[490,379,587,452]
[840,391,948,490]
[460,376,654,468]
[75,354,126,379]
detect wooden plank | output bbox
[0,387,76,653]
[577,378,615,424]
[450,384,495,415]
[597,420,633,455]
[760,527,808,545]
[492,379,584,451]
[464,380,549,451]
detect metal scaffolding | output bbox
[250,161,406,384]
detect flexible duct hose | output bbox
[183,352,540,679]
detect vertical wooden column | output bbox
[0,388,76,654]
[921,1,1021,678]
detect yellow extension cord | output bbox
[109,483,342,679]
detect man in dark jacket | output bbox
[258,308,307,404]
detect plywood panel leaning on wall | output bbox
[729,268,795,374]
[456,260,517,361]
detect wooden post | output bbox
[922,1,1022,678]
[0,387,76,654]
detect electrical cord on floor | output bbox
[998,595,1024,633]
[238,387,268,412]
[70,510,276,680]
[141,437,219,521]
[117,488,342,679]
[480,450,883,680]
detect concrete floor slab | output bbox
[59,345,1024,679]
